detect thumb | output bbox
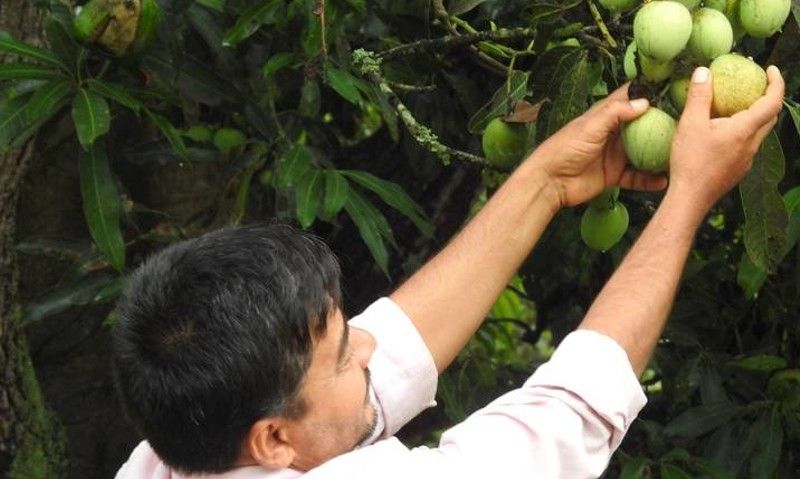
[681,67,713,124]
[597,97,650,133]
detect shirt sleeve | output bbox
[306,329,647,479]
[347,297,438,437]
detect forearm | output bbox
[391,154,561,373]
[578,188,707,376]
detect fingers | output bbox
[618,169,669,192]
[606,82,633,102]
[680,67,713,126]
[733,65,785,130]
[594,97,650,133]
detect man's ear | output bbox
[246,418,296,470]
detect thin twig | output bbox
[377,27,536,63]
[588,0,619,49]
[353,49,488,167]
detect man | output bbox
[114,65,785,478]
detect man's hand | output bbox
[668,65,785,212]
[533,84,668,208]
[579,66,785,376]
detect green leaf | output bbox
[263,52,295,78]
[278,144,313,188]
[145,110,188,159]
[664,404,746,438]
[0,30,64,68]
[734,354,788,372]
[467,70,529,134]
[0,63,62,80]
[529,46,583,103]
[86,79,142,113]
[296,170,324,228]
[661,463,692,479]
[23,274,118,325]
[786,101,800,140]
[79,142,125,271]
[72,89,110,149]
[344,189,390,276]
[740,131,788,273]
[45,14,81,71]
[0,80,71,151]
[737,252,767,299]
[322,170,350,219]
[749,407,783,479]
[693,458,734,479]
[537,51,590,142]
[339,170,432,237]
[619,457,651,479]
[325,63,364,105]
[196,0,226,12]
[222,0,283,47]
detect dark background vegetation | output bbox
[1,0,799,477]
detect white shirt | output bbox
[116,297,647,479]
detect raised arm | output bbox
[391,87,667,373]
[579,66,785,376]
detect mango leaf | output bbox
[196,0,225,12]
[86,79,142,113]
[467,70,529,134]
[222,0,283,47]
[529,46,583,103]
[278,144,313,188]
[79,142,125,271]
[661,463,692,479]
[748,407,783,479]
[665,404,746,438]
[737,252,767,300]
[693,458,734,479]
[72,89,110,149]
[363,82,399,141]
[740,131,788,273]
[325,63,364,105]
[339,170,432,236]
[0,30,64,69]
[0,63,62,80]
[619,457,651,479]
[0,80,71,151]
[787,101,800,139]
[296,170,324,228]
[45,14,80,71]
[322,170,350,219]
[537,51,589,142]
[527,0,583,23]
[734,354,788,371]
[263,52,295,78]
[344,189,390,276]
[145,109,188,159]
[23,273,118,325]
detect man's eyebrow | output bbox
[336,318,350,367]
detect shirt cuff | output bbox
[525,329,647,447]
[348,297,438,437]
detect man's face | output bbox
[286,308,378,471]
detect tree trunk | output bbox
[0,2,68,477]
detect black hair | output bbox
[113,223,341,473]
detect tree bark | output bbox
[0,2,68,477]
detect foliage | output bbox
[2,0,800,477]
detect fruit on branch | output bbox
[634,1,693,61]
[687,8,734,62]
[622,107,676,173]
[73,0,161,56]
[669,76,691,111]
[709,54,767,116]
[213,128,247,158]
[738,0,791,38]
[766,369,800,412]
[588,187,621,210]
[481,118,529,168]
[704,0,728,11]
[624,42,676,82]
[581,200,630,251]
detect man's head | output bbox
[113,224,377,473]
